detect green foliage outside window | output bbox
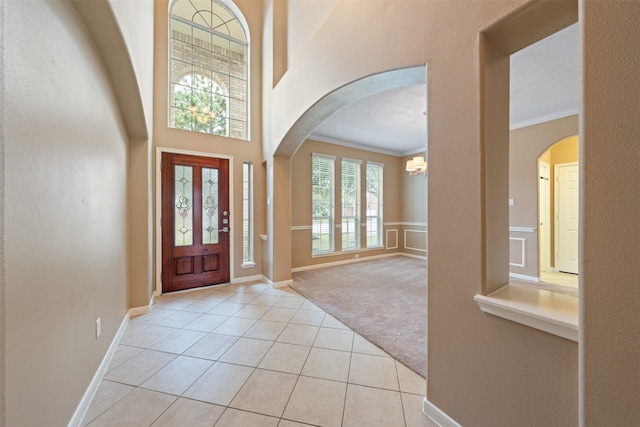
[312,156,333,219]
[173,74,228,135]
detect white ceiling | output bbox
[309,23,579,156]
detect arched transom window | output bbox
[170,0,248,140]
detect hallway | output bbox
[82,282,432,426]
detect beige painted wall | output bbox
[266,1,581,425]
[291,139,402,269]
[580,2,640,423]
[286,0,339,67]
[509,115,578,277]
[152,0,266,288]
[3,0,134,424]
[402,153,428,224]
[1,1,636,425]
[401,153,427,257]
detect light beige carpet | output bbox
[291,256,427,378]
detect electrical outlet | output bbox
[96,318,101,338]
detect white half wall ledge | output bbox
[474,283,578,342]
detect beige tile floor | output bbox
[82,282,436,427]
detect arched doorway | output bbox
[538,134,579,287]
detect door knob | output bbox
[220,227,229,233]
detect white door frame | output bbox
[554,161,579,274]
[155,147,235,296]
[538,161,551,274]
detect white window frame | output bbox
[168,0,249,140]
[366,161,384,248]
[312,153,336,254]
[341,158,362,251]
[241,161,255,268]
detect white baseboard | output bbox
[291,252,403,273]
[272,279,293,288]
[261,275,293,289]
[291,252,427,273]
[69,293,156,426]
[231,274,263,284]
[423,397,461,427]
[128,294,155,317]
[509,272,540,282]
[68,313,130,427]
[400,252,428,261]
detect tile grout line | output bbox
[395,359,410,427]
[83,282,426,426]
[340,332,357,427]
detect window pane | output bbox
[342,159,360,250]
[202,168,219,245]
[230,42,247,80]
[366,163,383,247]
[312,155,335,253]
[242,162,253,263]
[212,34,231,78]
[229,99,246,121]
[230,77,247,102]
[175,165,193,246]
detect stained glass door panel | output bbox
[202,168,219,244]
[162,153,230,292]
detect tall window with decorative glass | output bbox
[169,0,248,140]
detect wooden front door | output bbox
[162,153,230,293]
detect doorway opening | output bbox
[506,21,579,290]
[538,135,579,288]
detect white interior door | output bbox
[539,162,550,273]
[555,162,579,274]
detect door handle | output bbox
[220,227,229,233]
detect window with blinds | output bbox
[366,162,384,247]
[312,154,335,253]
[341,158,361,250]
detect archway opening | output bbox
[538,135,579,288]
